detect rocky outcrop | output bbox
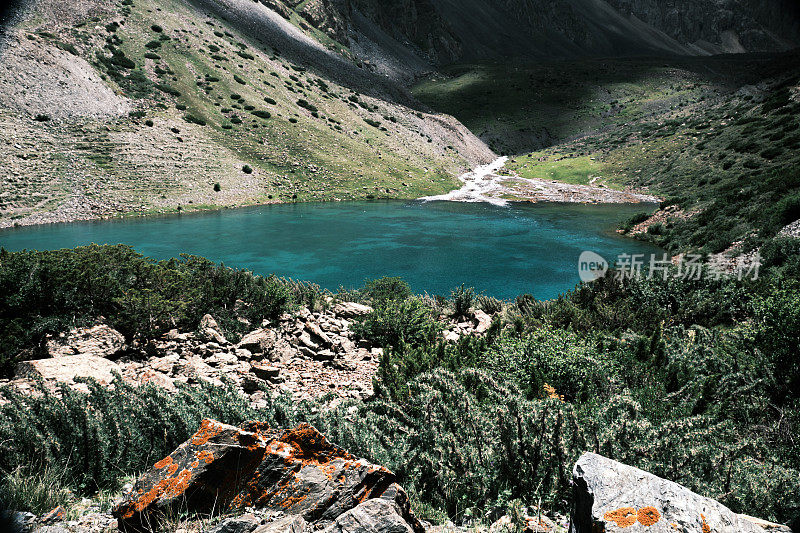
[312,0,800,66]
[569,453,791,533]
[113,420,423,533]
[46,324,126,359]
[15,355,121,388]
[1,303,501,407]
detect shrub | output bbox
[0,379,269,497]
[34,114,50,122]
[451,284,475,318]
[143,52,160,60]
[477,295,503,315]
[620,211,650,232]
[296,99,317,113]
[234,74,247,85]
[264,97,277,105]
[151,24,163,32]
[242,164,253,174]
[154,83,180,96]
[183,114,206,126]
[213,182,221,192]
[352,296,440,349]
[363,277,411,305]
[0,246,295,375]
[251,110,271,119]
[144,40,162,49]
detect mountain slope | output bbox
[293,0,800,78]
[0,0,493,227]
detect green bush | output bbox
[242,164,253,174]
[451,284,475,318]
[0,246,294,376]
[363,276,411,305]
[352,296,440,349]
[0,379,269,498]
[183,114,206,126]
[296,99,318,113]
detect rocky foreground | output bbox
[0,300,494,407]
[4,418,791,533]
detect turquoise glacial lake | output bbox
[0,201,661,300]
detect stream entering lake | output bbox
[0,200,661,300]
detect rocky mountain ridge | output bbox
[284,0,800,76]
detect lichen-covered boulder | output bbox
[321,483,424,533]
[569,453,789,533]
[113,420,421,533]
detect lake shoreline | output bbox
[0,193,661,233]
[0,160,660,232]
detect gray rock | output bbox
[570,452,779,533]
[46,324,126,359]
[208,514,261,533]
[322,499,413,533]
[333,302,374,318]
[16,355,121,385]
[239,329,277,353]
[251,362,281,381]
[254,515,307,533]
[199,314,228,344]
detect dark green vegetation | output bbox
[0,245,307,377]
[1,248,799,527]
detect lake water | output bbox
[0,201,661,300]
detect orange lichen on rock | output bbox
[196,450,215,464]
[191,419,226,446]
[701,514,711,533]
[121,467,195,519]
[604,507,638,528]
[637,507,661,526]
[154,456,173,469]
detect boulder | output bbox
[239,329,277,354]
[250,362,281,382]
[306,322,332,347]
[16,355,120,385]
[333,302,373,318]
[569,453,788,533]
[113,420,422,533]
[207,514,261,533]
[321,483,422,533]
[254,515,307,533]
[46,324,125,359]
[199,314,228,345]
[472,310,493,334]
